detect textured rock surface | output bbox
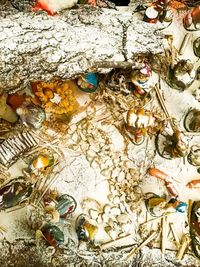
[0,4,165,93]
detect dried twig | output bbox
[169,223,180,248]
[140,212,172,226]
[124,231,158,260]
[161,216,168,254]
[176,234,190,260]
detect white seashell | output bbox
[117,214,129,224]
[102,213,109,223]
[121,223,131,233]
[104,204,112,214]
[117,171,125,182]
[97,214,103,224]
[113,196,120,205]
[110,207,121,216]
[89,209,99,220]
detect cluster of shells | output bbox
[60,106,143,240]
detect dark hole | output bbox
[110,0,130,6]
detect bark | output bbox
[0,4,165,93]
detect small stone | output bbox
[89,209,99,220]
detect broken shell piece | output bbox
[97,214,103,224]
[102,213,109,224]
[104,204,112,214]
[121,223,131,234]
[0,94,18,123]
[89,209,98,220]
[104,225,119,240]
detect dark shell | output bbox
[168,60,196,91]
[0,177,33,210]
[184,109,200,132]
[55,194,77,218]
[190,201,200,259]
[155,130,188,160]
[75,214,97,242]
[41,224,64,247]
[187,145,200,166]
[144,192,166,217]
[193,37,200,57]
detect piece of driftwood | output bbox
[0,4,165,93]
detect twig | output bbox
[124,231,158,260]
[169,223,180,248]
[154,83,176,132]
[188,199,193,226]
[161,216,168,254]
[176,234,190,260]
[140,212,172,226]
[101,235,132,250]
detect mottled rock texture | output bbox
[0,3,165,93]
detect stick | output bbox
[154,84,176,132]
[176,234,190,260]
[140,212,172,226]
[161,216,168,254]
[169,223,180,248]
[101,234,132,250]
[124,231,158,260]
[188,199,193,226]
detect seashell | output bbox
[41,224,64,247]
[102,213,109,223]
[16,104,46,129]
[104,204,112,214]
[187,145,200,166]
[117,214,130,224]
[121,223,131,233]
[190,201,200,259]
[0,177,33,210]
[89,209,99,220]
[113,196,120,205]
[97,214,103,224]
[55,194,77,218]
[75,214,98,242]
[168,60,196,91]
[110,207,121,216]
[193,37,200,58]
[117,171,125,182]
[184,109,200,132]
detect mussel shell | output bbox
[0,177,33,209]
[184,109,200,132]
[168,63,196,91]
[193,37,200,57]
[75,214,97,242]
[55,194,77,217]
[144,192,166,217]
[187,145,200,166]
[41,224,64,247]
[190,201,200,259]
